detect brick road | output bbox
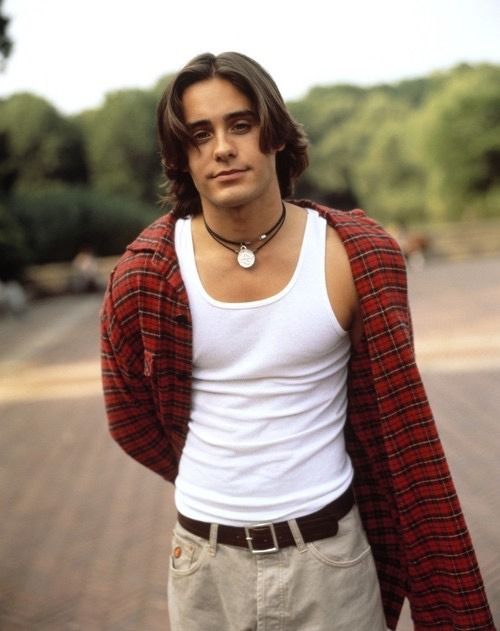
[1,256,499,630]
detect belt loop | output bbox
[288,519,307,553]
[208,523,218,556]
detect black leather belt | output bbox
[177,485,354,554]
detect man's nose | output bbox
[213,131,236,161]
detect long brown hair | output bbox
[157,52,309,217]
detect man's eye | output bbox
[191,130,211,144]
[232,121,252,133]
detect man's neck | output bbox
[199,197,284,243]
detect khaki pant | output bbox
[168,506,387,631]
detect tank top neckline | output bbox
[185,208,314,310]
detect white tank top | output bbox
[174,208,353,526]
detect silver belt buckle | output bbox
[244,522,279,554]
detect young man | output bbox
[101,52,494,630]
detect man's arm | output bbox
[325,224,363,347]
[101,282,177,481]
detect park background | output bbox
[1,0,500,277]
[1,0,499,629]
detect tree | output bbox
[418,65,500,219]
[80,89,160,202]
[0,203,29,280]
[7,187,159,264]
[289,85,366,207]
[0,0,12,71]
[0,93,88,192]
[295,88,415,212]
[354,115,426,223]
[152,74,174,100]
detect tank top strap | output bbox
[295,208,327,291]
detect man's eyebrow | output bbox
[185,109,257,129]
[225,109,257,121]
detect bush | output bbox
[0,203,31,280]
[7,186,161,264]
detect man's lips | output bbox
[211,168,248,179]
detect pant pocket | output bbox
[306,505,372,567]
[169,523,209,576]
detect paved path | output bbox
[1,256,499,630]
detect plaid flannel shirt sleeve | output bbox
[307,203,496,630]
[100,273,177,481]
[347,214,495,630]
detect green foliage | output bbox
[1,60,499,259]
[417,65,500,220]
[152,74,174,100]
[79,89,161,202]
[289,85,366,204]
[0,93,87,192]
[0,0,12,69]
[7,187,160,264]
[289,84,365,144]
[294,87,420,216]
[354,117,427,222]
[0,202,29,280]
[293,63,500,222]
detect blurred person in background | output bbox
[101,52,494,630]
[0,279,27,316]
[70,246,101,293]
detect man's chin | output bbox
[203,193,255,212]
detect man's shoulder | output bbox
[292,200,399,249]
[112,211,177,273]
[126,211,176,254]
[105,210,182,303]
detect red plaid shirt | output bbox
[101,202,494,630]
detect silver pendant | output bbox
[237,245,255,268]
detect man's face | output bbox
[182,76,281,212]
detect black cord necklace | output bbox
[203,203,286,269]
